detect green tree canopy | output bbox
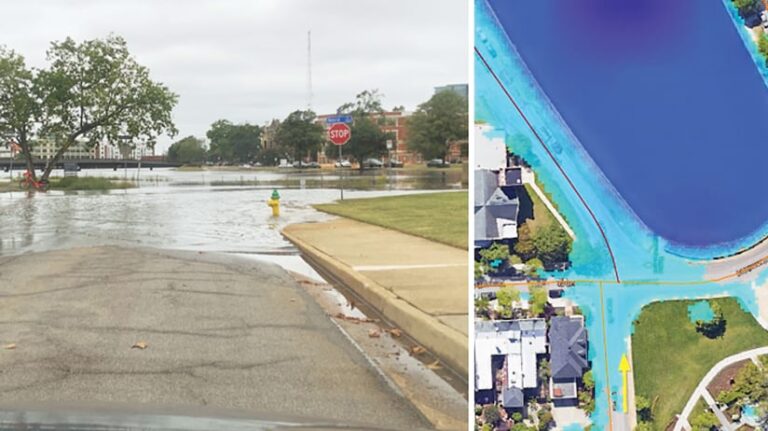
[206,120,261,163]
[34,35,177,180]
[273,110,324,161]
[167,135,206,164]
[0,46,38,173]
[496,286,520,319]
[337,90,391,167]
[529,285,548,316]
[405,90,468,160]
[532,223,572,266]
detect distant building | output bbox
[261,119,281,150]
[315,111,424,165]
[475,319,547,411]
[548,316,589,405]
[434,83,468,100]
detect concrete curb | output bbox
[282,227,468,377]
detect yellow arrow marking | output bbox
[619,353,631,413]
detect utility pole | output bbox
[307,30,313,111]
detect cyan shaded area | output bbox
[486,0,768,247]
[688,300,715,323]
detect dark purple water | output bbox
[488,0,768,246]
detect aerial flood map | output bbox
[474,0,768,430]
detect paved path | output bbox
[283,218,468,375]
[0,246,431,429]
[674,346,768,431]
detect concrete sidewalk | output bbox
[282,218,468,376]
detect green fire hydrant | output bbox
[267,188,280,217]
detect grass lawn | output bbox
[0,177,133,192]
[632,297,768,430]
[523,183,556,231]
[313,191,467,249]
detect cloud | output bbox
[1,0,468,151]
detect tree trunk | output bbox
[17,132,37,181]
[41,137,76,181]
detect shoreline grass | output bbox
[632,297,768,430]
[313,191,467,249]
[0,176,134,192]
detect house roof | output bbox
[549,316,588,380]
[502,386,524,408]
[474,319,547,392]
[474,169,519,245]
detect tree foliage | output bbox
[273,110,324,161]
[167,135,205,164]
[529,285,548,317]
[694,301,726,339]
[0,36,178,181]
[337,90,391,167]
[0,47,37,173]
[496,286,520,319]
[532,223,572,266]
[689,409,718,431]
[406,90,468,160]
[206,120,261,163]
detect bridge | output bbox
[0,158,181,171]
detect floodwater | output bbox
[486,0,768,248]
[0,167,460,279]
[476,0,768,429]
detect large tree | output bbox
[273,110,324,161]
[31,35,177,181]
[167,135,206,164]
[206,120,261,164]
[0,47,39,175]
[406,90,468,161]
[337,89,391,168]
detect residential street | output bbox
[0,246,431,429]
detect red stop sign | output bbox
[328,123,351,146]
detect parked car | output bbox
[362,158,383,168]
[334,160,352,168]
[387,159,404,168]
[426,158,450,168]
[293,161,320,169]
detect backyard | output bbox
[632,297,768,430]
[313,191,467,248]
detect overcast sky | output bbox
[1,0,468,151]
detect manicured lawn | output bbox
[313,191,467,249]
[632,297,768,430]
[523,183,555,230]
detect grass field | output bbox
[313,191,467,249]
[0,177,133,192]
[523,183,556,231]
[632,297,768,430]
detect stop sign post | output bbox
[328,122,351,200]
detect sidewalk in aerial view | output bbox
[282,193,468,376]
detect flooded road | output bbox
[0,167,458,259]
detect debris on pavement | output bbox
[3,343,16,350]
[131,341,148,350]
[368,328,381,338]
[411,345,426,355]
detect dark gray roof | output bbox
[501,386,524,408]
[549,316,588,380]
[474,169,519,245]
[505,167,523,186]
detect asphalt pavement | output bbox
[0,246,432,429]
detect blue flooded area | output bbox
[475,0,768,429]
[687,300,716,323]
[484,0,768,250]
